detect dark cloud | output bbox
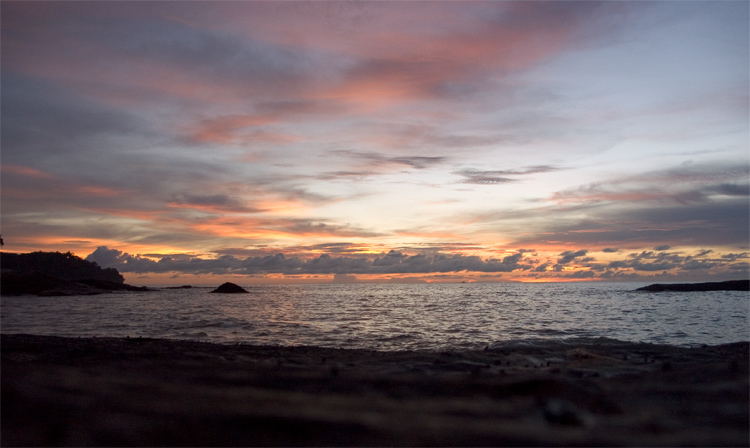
[557,249,589,265]
[603,248,747,274]
[332,150,447,170]
[711,183,750,197]
[86,247,534,275]
[457,174,516,185]
[552,162,749,206]
[654,245,671,251]
[722,253,749,262]
[169,194,262,213]
[390,156,448,170]
[255,100,348,117]
[86,243,749,280]
[294,243,372,256]
[454,165,559,184]
[351,121,513,152]
[509,198,749,249]
[4,2,337,101]
[279,220,386,238]
[316,171,380,182]
[1,76,156,168]
[562,269,596,279]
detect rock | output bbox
[0,251,151,296]
[636,280,749,292]
[0,271,153,296]
[77,279,151,292]
[1,271,68,295]
[210,282,249,294]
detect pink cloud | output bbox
[3,2,613,116]
[185,114,278,143]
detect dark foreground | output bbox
[2,335,748,447]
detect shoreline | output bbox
[2,334,748,446]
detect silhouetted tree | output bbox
[0,251,124,283]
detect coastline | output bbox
[2,334,748,446]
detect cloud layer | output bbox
[2,1,748,282]
[86,245,749,283]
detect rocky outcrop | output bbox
[210,282,249,294]
[1,271,151,296]
[636,280,750,292]
[1,271,71,296]
[0,251,149,296]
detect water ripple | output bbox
[2,282,748,350]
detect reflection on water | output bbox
[2,282,748,350]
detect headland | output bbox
[0,251,150,296]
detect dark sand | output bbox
[2,334,748,446]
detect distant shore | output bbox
[2,334,747,446]
[636,279,750,292]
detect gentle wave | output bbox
[2,282,748,350]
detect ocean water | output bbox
[1,282,748,351]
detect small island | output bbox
[210,282,249,294]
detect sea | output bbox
[1,282,748,351]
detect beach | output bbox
[2,334,747,446]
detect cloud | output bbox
[551,162,750,206]
[317,2,639,109]
[332,273,358,283]
[86,246,535,276]
[168,193,262,213]
[332,150,447,170]
[85,243,750,281]
[562,269,596,279]
[316,171,380,182]
[604,248,742,273]
[276,220,386,239]
[557,249,589,265]
[1,76,156,169]
[552,249,592,271]
[505,192,749,250]
[185,114,281,144]
[3,1,747,284]
[454,165,560,184]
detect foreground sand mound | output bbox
[2,334,747,446]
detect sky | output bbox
[1,1,748,285]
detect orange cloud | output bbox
[71,185,126,197]
[2,165,133,200]
[186,114,279,143]
[1,164,56,179]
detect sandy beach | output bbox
[2,334,747,446]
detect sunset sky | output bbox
[2,1,748,284]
